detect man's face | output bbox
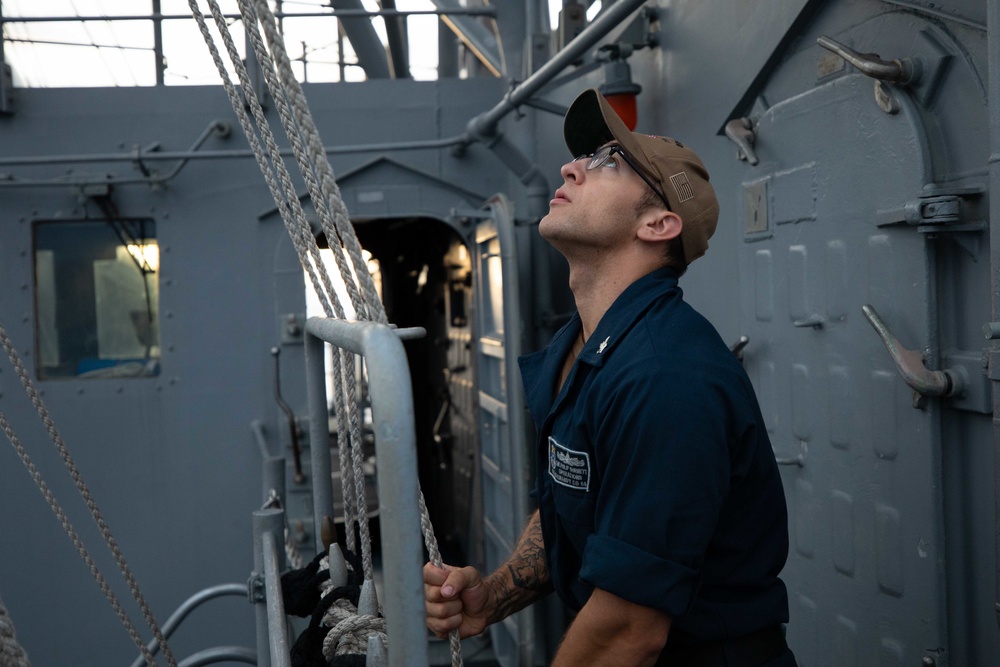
[539,142,652,253]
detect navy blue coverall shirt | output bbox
[518,267,790,645]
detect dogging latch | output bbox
[862,304,966,401]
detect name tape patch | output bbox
[548,437,591,491]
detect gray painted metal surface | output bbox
[988,0,1000,637]
[1,1,999,665]
[253,509,289,667]
[304,317,429,667]
[470,196,533,667]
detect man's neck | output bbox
[567,251,664,340]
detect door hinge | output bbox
[877,190,984,233]
[877,195,959,226]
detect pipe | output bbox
[252,509,288,667]
[152,0,165,85]
[988,0,1000,631]
[129,584,249,667]
[251,419,271,459]
[177,647,257,667]
[0,9,497,24]
[305,330,334,556]
[0,0,10,116]
[381,0,410,79]
[271,347,304,483]
[262,529,291,667]
[432,0,503,77]
[305,318,428,667]
[457,0,647,220]
[463,0,647,141]
[330,0,390,79]
[0,136,465,168]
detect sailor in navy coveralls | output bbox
[425,88,795,666]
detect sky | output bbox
[1,0,600,87]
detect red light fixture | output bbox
[598,47,642,130]
[604,93,639,131]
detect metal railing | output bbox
[303,317,428,667]
[252,509,290,667]
[0,4,497,87]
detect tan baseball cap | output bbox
[563,88,720,263]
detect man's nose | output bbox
[560,159,584,182]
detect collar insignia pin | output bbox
[597,336,610,354]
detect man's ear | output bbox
[636,210,682,243]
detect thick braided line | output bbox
[322,614,387,660]
[238,0,365,319]
[320,596,358,629]
[250,0,387,324]
[195,0,349,324]
[184,0,336,323]
[420,492,463,666]
[0,327,176,667]
[0,410,160,667]
[239,0,374,324]
[332,350,357,553]
[0,593,31,667]
[234,6,451,656]
[192,3,453,663]
[228,0,384,580]
[188,0,363,579]
[341,352,373,580]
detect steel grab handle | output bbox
[862,304,964,398]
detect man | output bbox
[425,88,794,666]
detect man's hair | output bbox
[634,189,688,276]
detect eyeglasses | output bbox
[574,145,672,212]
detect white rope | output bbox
[234,0,379,578]
[184,0,373,572]
[0,593,31,667]
[0,326,174,667]
[187,1,461,663]
[315,556,387,661]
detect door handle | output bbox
[816,36,922,85]
[724,118,759,166]
[862,304,965,399]
[730,335,750,362]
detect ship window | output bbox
[33,219,161,380]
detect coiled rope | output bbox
[186,0,462,663]
[0,592,31,667]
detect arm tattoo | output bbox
[483,512,552,625]
[507,517,548,589]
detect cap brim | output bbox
[564,89,652,177]
[565,89,624,157]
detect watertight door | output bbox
[738,68,948,664]
[470,194,534,666]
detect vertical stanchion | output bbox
[305,331,334,554]
[252,511,275,667]
[262,536,290,666]
[262,455,286,504]
[305,318,428,667]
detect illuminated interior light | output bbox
[126,243,160,272]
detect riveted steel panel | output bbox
[736,12,952,662]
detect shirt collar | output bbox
[576,266,681,368]
[518,267,681,425]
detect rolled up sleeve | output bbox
[581,534,700,615]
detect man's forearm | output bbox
[552,588,671,667]
[481,510,552,625]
